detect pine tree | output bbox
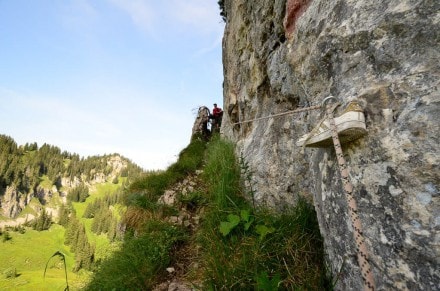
[65,214,79,246]
[72,224,94,272]
[67,184,89,202]
[58,203,70,227]
[32,208,52,231]
[107,218,118,241]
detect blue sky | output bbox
[0,0,224,170]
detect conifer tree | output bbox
[65,214,80,246]
[67,184,89,202]
[32,208,52,231]
[58,203,70,227]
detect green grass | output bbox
[81,136,328,289]
[0,180,125,290]
[85,220,187,290]
[39,175,53,189]
[126,137,206,209]
[73,182,122,218]
[197,137,328,289]
[0,225,89,290]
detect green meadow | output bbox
[0,181,124,290]
[0,225,88,290]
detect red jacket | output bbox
[213,107,223,117]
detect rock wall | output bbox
[221,0,439,289]
[0,185,32,218]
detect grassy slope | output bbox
[0,181,125,290]
[0,225,87,290]
[85,137,328,290]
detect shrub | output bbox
[2,231,12,242]
[218,0,227,22]
[3,267,18,278]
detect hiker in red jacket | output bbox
[211,103,223,132]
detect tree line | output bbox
[0,134,144,195]
[0,134,144,272]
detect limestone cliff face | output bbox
[221,0,439,289]
[1,186,32,218]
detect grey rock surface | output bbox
[221,0,439,289]
[1,185,29,218]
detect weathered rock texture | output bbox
[221,0,439,289]
[1,185,33,218]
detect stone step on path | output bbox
[153,170,205,291]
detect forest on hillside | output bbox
[0,134,144,196]
[0,133,147,285]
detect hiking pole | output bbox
[322,96,375,291]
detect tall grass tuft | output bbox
[85,220,187,290]
[202,136,245,209]
[198,137,328,290]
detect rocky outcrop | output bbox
[61,176,82,189]
[191,106,211,139]
[35,185,58,204]
[1,185,32,218]
[221,0,439,289]
[61,155,127,187]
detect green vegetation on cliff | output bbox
[86,135,329,290]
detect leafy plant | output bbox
[241,209,254,231]
[219,209,257,236]
[256,271,281,291]
[255,224,275,241]
[219,214,241,236]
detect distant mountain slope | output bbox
[0,134,144,219]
